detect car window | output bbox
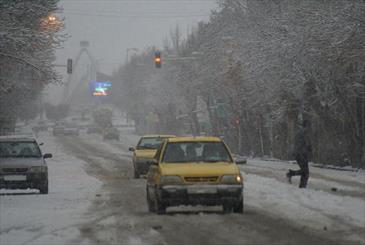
[162,142,232,163]
[0,141,42,158]
[153,140,166,161]
[137,137,165,150]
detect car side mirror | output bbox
[129,147,135,152]
[148,159,158,166]
[43,153,53,159]
[235,157,247,165]
[39,142,44,146]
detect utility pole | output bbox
[62,41,97,104]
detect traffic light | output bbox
[154,51,161,68]
[232,117,240,126]
[67,58,73,74]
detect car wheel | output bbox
[39,181,48,194]
[147,187,156,213]
[155,200,166,215]
[153,188,166,215]
[223,204,233,213]
[233,199,244,213]
[134,168,140,179]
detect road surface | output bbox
[58,133,363,245]
[1,131,364,245]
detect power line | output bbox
[60,0,215,2]
[63,8,211,15]
[62,11,210,18]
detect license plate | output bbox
[187,188,217,194]
[4,175,27,181]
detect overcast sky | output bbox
[48,0,217,104]
[56,0,217,74]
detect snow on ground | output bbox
[79,129,139,157]
[97,130,365,239]
[81,131,365,243]
[242,159,365,243]
[3,127,362,244]
[245,158,365,185]
[0,133,102,245]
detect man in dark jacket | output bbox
[286,119,312,188]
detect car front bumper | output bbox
[0,172,47,189]
[157,184,243,206]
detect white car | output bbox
[0,135,52,194]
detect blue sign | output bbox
[89,81,112,97]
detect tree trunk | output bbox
[258,126,264,156]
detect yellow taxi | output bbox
[129,135,175,178]
[146,136,244,214]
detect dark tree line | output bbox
[113,0,365,167]
[0,0,65,132]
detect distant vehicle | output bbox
[71,116,91,122]
[102,127,119,141]
[53,122,79,136]
[129,135,175,178]
[63,126,79,136]
[71,117,91,130]
[146,136,244,214]
[52,125,65,136]
[0,135,52,194]
[86,125,102,134]
[32,121,48,132]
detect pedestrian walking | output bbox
[286,119,313,188]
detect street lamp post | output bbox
[40,14,61,31]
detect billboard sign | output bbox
[89,81,112,97]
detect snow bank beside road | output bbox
[245,174,365,227]
[0,133,102,245]
[244,170,365,243]
[247,158,365,185]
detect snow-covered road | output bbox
[1,130,364,245]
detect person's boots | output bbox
[286,170,293,184]
[299,173,309,188]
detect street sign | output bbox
[89,81,112,97]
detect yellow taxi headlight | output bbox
[221,175,242,184]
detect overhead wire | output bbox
[60,9,210,18]
[60,0,215,2]
[64,8,210,15]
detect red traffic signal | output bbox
[232,117,240,125]
[154,51,161,68]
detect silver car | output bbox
[0,135,52,194]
